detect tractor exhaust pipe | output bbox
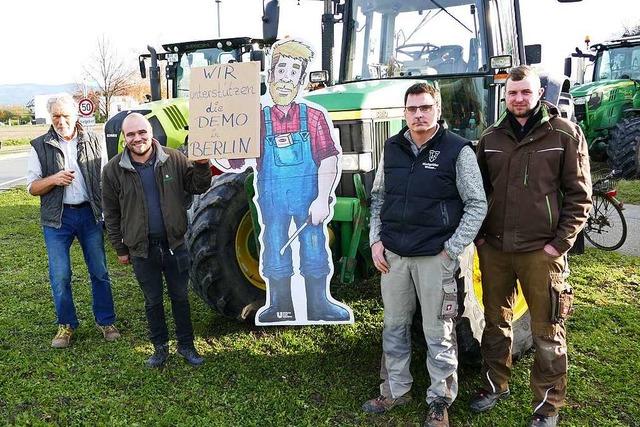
[147,45,161,101]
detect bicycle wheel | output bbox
[584,194,627,251]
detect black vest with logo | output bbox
[380,126,470,256]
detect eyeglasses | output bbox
[404,104,436,114]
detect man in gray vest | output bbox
[26,93,120,349]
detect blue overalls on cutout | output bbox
[257,104,331,280]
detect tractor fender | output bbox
[622,107,640,117]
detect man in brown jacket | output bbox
[471,66,592,427]
[102,113,211,368]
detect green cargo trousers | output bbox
[477,242,568,417]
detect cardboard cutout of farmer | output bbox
[216,38,354,325]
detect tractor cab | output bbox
[568,35,640,176]
[105,37,268,159]
[139,37,268,101]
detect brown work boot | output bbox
[361,393,411,413]
[97,324,121,342]
[424,398,449,427]
[51,324,74,348]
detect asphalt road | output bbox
[608,202,640,257]
[0,147,638,257]
[0,149,28,190]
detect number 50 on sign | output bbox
[78,98,95,117]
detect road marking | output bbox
[0,176,26,188]
[0,151,29,160]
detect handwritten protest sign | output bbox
[188,61,260,160]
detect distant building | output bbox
[28,94,55,124]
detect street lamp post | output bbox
[216,0,221,37]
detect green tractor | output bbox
[567,35,640,178]
[104,36,269,159]
[105,0,581,359]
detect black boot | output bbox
[305,276,351,321]
[145,343,169,368]
[177,345,205,366]
[258,277,295,322]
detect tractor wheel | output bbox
[187,172,266,321]
[456,245,532,362]
[607,117,640,179]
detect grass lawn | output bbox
[1,187,639,426]
[0,125,50,148]
[616,179,640,204]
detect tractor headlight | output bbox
[588,91,603,110]
[342,153,374,172]
[573,96,587,105]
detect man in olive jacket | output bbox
[102,113,211,368]
[471,66,592,427]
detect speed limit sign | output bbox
[78,98,95,117]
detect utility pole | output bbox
[216,0,221,37]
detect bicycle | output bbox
[583,170,627,251]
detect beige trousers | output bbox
[378,250,459,406]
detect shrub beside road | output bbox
[0,187,639,426]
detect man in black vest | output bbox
[26,93,120,349]
[362,83,486,427]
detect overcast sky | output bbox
[1,0,636,86]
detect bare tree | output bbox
[622,21,640,37]
[84,35,137,120]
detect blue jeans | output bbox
[43,205,116,329]
[130,241,194,348]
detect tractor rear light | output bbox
[342,153,373,172]
[490,55,511,84]
[493,73,508,84]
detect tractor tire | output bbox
[607,117,640,179]
[456,244,533,361]
[187,172,266,321]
